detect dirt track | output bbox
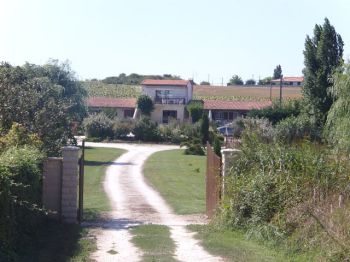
[84,142,223,262]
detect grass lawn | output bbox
[188,225,317,262]
[84,146,126,220]
[130,225,177,262]
[143,149,206,214]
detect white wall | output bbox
[142,84,193,103]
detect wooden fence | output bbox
[206,142,221,218]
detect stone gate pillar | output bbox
[61,146,80,224]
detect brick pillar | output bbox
[221,148,241,197]
[61,146,80,224]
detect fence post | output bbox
[61,146,80,224]
[221,148,241,197]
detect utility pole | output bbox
[279,75,283,107]
[221,77,223,86]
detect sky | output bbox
[0,0,349,84]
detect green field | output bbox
[143,149,206,214]
[84,146,126,220]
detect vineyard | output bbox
[193,85,302,101]
[82,81,302,101]
[82,81,141,98]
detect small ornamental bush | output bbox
[113,119,135,139]
[83,113,114,139]
[133,117,161,142]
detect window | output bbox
[124,109,134,118]
[162,110,177,124]
[156,90,173,98]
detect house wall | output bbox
[142,85,191,103]
[151,104,186,123]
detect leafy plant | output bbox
[133,117,161,142]
[83,112,114,139]
[137,95,154,116]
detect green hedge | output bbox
[0,146,44,260]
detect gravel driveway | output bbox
[84,142,223,262]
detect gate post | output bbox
[61,146,80,224]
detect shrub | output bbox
[159,124,184,144]
[0,146,44,257]
[186,101,204,123]
[248,100,301,124]
[113,119,135,139]
[83,113,114,139]
[133,117,161,142]
[180,138,205,155]
[241,117,275,142]
[137,95,154,116]
[274,115,321,143]
[200,114,209,144]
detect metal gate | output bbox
[206,142,221,218]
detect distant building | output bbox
[86,97,136,118]
[271,76,304,87]
[204,100,272,123]
[86,79,272,124]
[140,79,194,124]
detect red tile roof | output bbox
[141,79,190,86]
[271,76,304,82]
[87,97,136,108]
[203,100,272,110]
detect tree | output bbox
[200,113,209,144]
[200,81,210,85]
[258,77,272,85]
[245,79,256,85]
[325,63,350,151]
[273,65,282,80]
[0,60,87,155]
[227,75,243,85]
[137,95,154,116]
[303,18,344,124]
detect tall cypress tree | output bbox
[273,65,282,80]
[302,18,344,124]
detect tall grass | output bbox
[218,132,350,259]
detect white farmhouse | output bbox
[140,79,194,124]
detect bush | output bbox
[137,95,154,116]
[186,101,204,123]
[241,117,275,143]
[0,146,44,257]
[83,113,114,139]
[113,119,135,139]
[181,138,205,155]
[133,117,161,142]
[274,115,321,143]
[247,100,301,124]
